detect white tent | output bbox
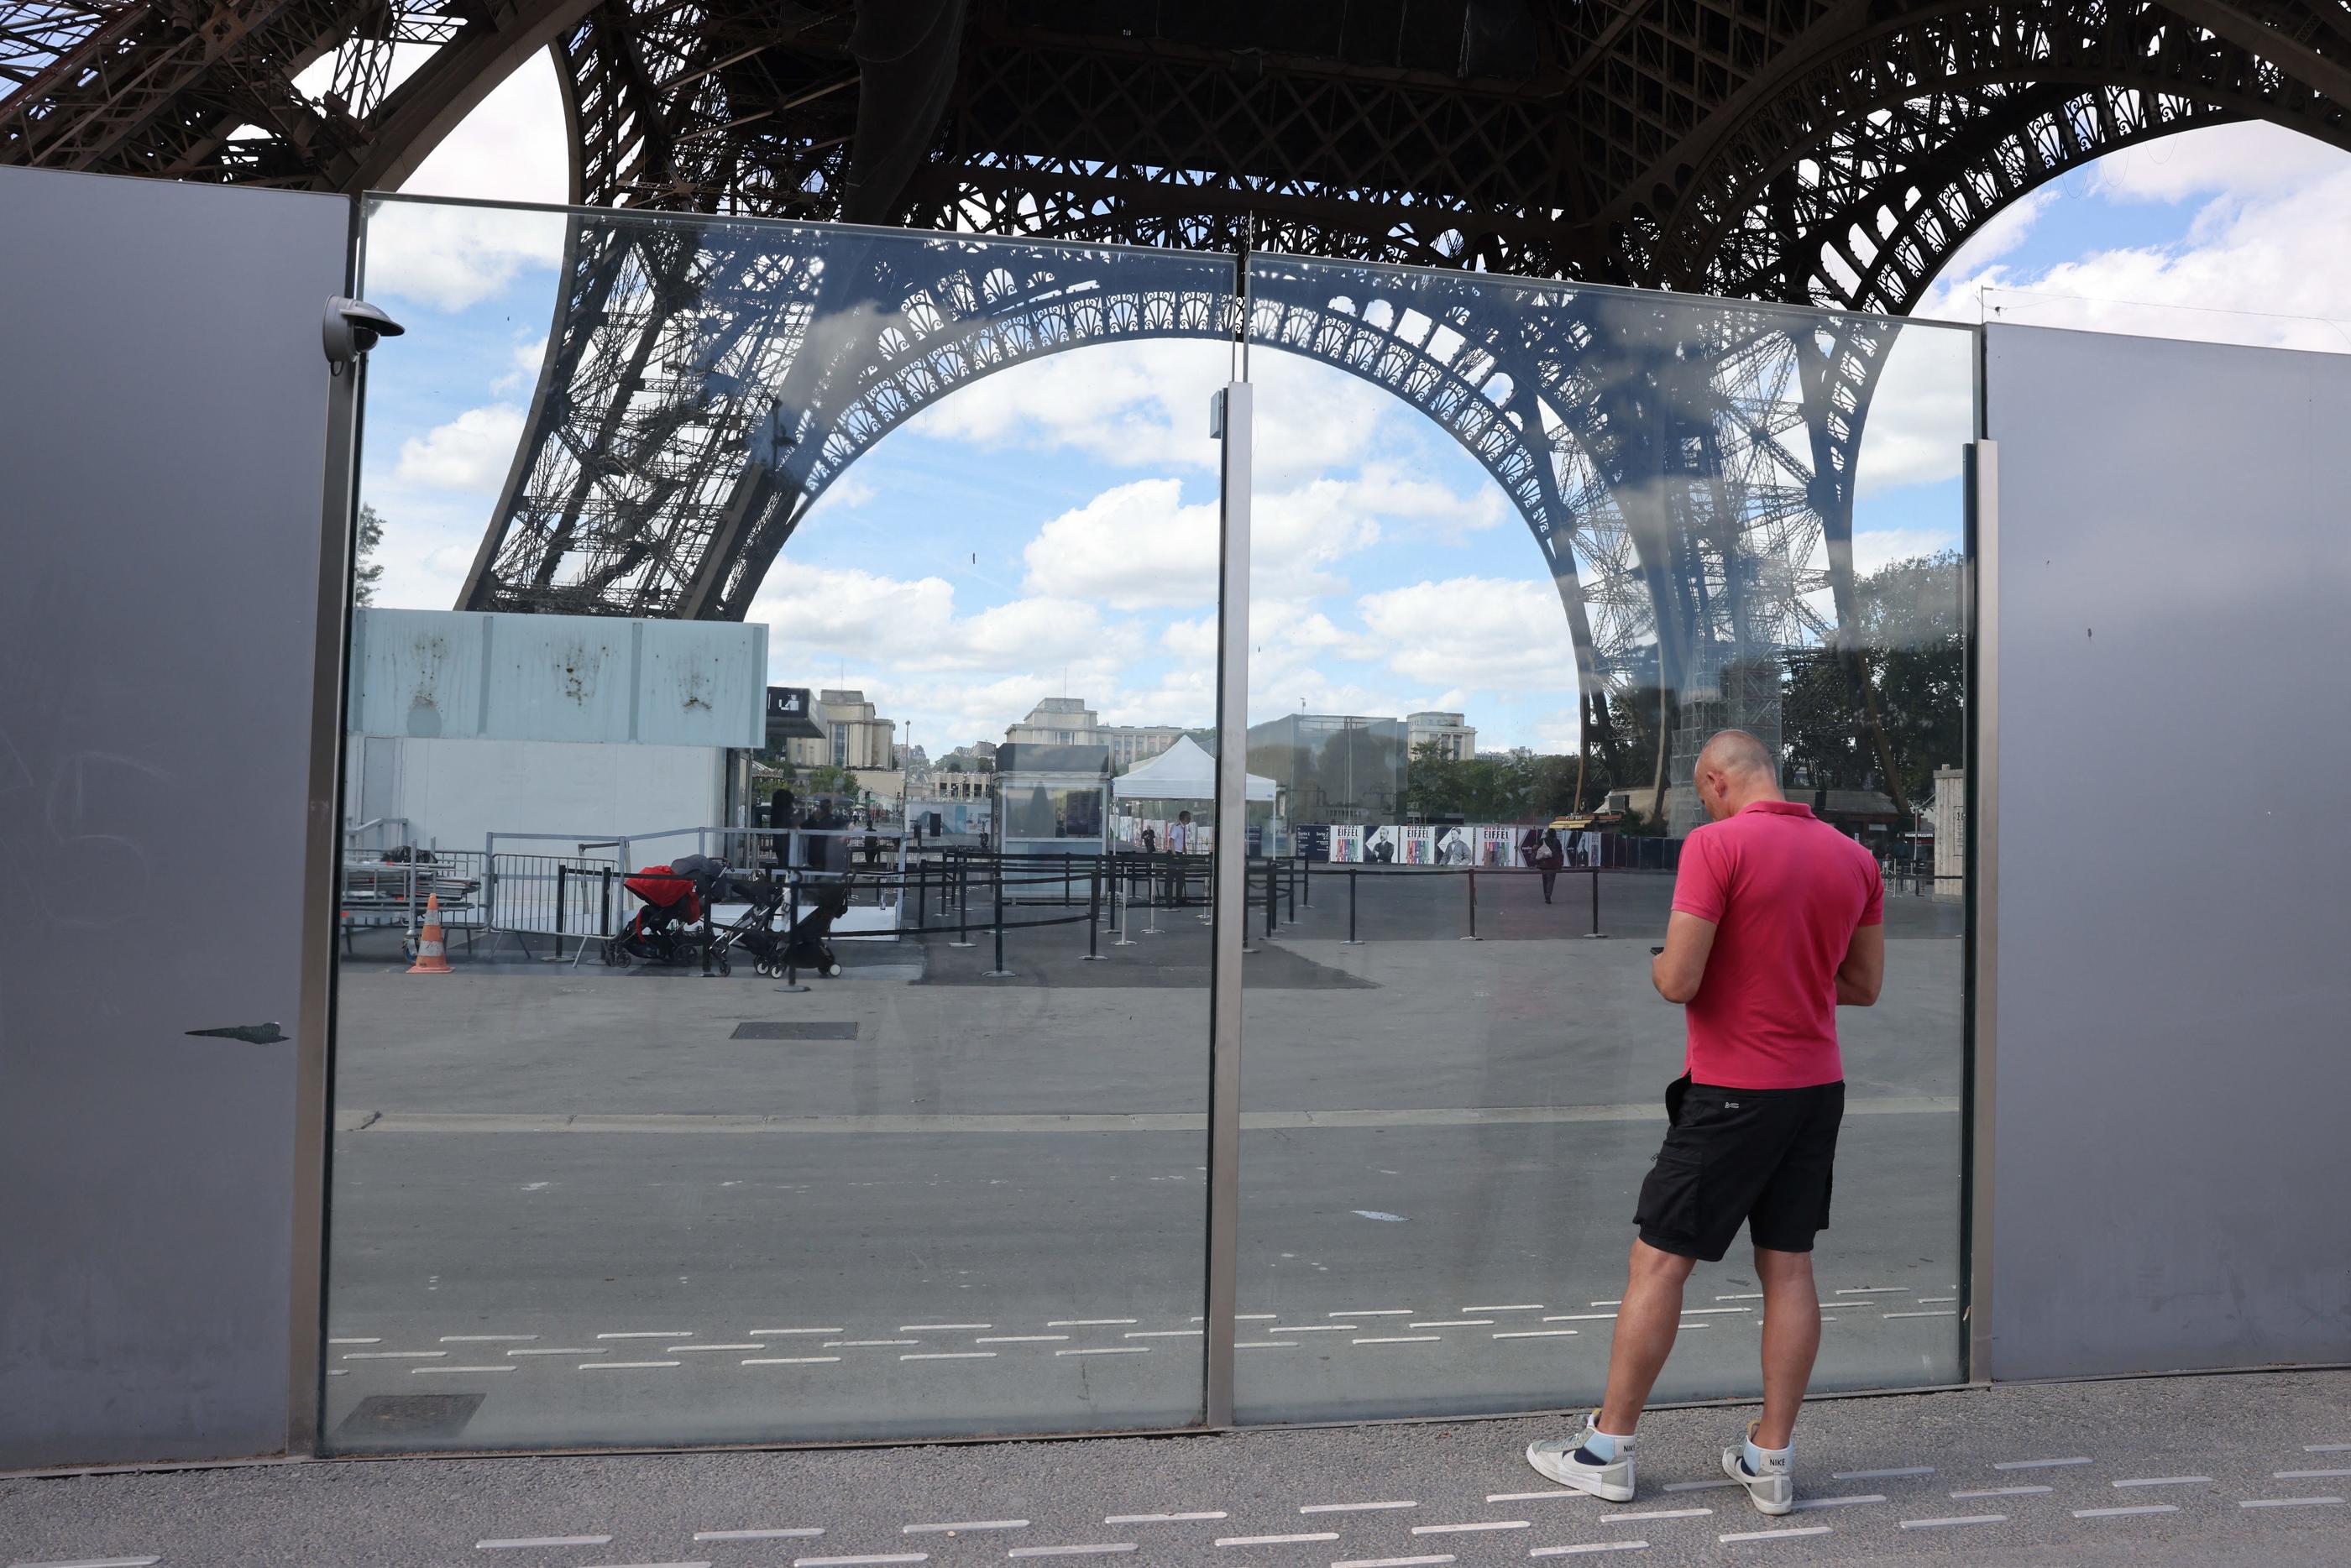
[1111,734,1275,802]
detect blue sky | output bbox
[368,65,2351,757]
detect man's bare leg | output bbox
[1752,1246,1820,1448]
[1595,1240,1698,1434]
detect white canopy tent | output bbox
[1111,735,1276,803]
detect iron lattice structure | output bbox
[8,0,2347,804]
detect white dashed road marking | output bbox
[1599,1509,1710,1523]
[1487,1492,1589,1504]
[413,1365,511,1374]
[344,1351,446,1360]
[2275,1469,2351,1479]
[668,1345,762,1353]
[1104,1514,1227,1524]
[10,1559,164,1567]
[751,1328,843,1336]
[509,1348,605,1356]
[903,1351,997,1361]
[1882,1311,1957,1320]
[477,1536,613,1550]
[1950,1487,2050,1499]
[1528,1545,1650,1558]
[442,1335,537,1343]
[1299,1503,1417,1514]
[794,1555,929,1566]
[1718,1526,1830,1544]
[901,1324,991,1332]
[1215,1534,1339,1547]
[903,1521,1028,1534]
[1056,1347,1149,1356]
[1495,1330,1580,1340]
[1008,1547,1138,1558]
[1992,1456,2092,1470]
[1354,1336,1443,1345]
[1463,1304,1544,1313]
[1409,1320,1493,1329]
[1409,1522,1528,1535]
[1050,1320,1138,1327]
[694,1529,825,1540]
[1333,1556,1453,1568]
[596,1331,689,1340]
[2305,1445,2351,1453]
[2113,1477,2210,1487]
[1899,1515,2007,1530]
[742,1356,841,1365]
[2240,1497,2346,1509]
[579,1361,680,1370]
[2073,1506,2177,1518]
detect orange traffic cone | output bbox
[407,892,453,974]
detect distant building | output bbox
[1005,697,1186,771]
[1931,766,1966,882]
[1406,710,1477,761]
[1246,713,1408,825]
[784,688,896,771]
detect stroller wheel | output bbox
[753,959,770,977]
[601,940,626,967]
[825,962,842,979]
[717,955,732,976]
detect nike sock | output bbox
[1745,1435,1791,1475]
[1583,1426,1636,1461]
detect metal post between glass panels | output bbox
[1204,379,1252,1429]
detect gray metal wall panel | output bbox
[0,167,350,1466]
[1984,324,2351,1379]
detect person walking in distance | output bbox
[1536,825,1565,903]
[1165,809,1195,907]
[1525,729,1883,1513]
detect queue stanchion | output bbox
[1343,866,1365,945]
[775,877,809,992]
[1264,856,1277,939]
[1583,865,1609,939]
[984,857,1015,978]
[1461,866,1481,941]
[1082,861,1106,961]
[1285,857,1298,924]
[1301,852,1312,908]
[950,850,975,948]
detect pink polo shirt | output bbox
[1670,799,1882,1089]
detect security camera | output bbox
[322,296,406,370]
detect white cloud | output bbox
[399,50,571,206]
[363,198,566,314]
[1950,186,2056,269]
[1355,576,1577,693]
[1848,526,1960,577]
[492,334,548,394]
[1853,324,1976,495]
[1919,124,2351,353]
[1018,478,1221,609]
[908,342,1228,472]
[394,405,526,492]
[2087,122,2345,205]
[750,561,1139,677]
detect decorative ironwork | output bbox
[8,0,2344,801]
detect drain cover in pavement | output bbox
[334,1393,485,1442]
[732,1022,860,1040]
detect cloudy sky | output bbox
[366,57,2350,758]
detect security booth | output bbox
[992,742,1111,859]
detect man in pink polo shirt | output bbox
[1527,729,1884,1515]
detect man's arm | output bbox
[1835,923,1885,1006]
[1652,910,1718,1004]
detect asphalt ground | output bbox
[8,1371,2347,1567]
[323,868,1964,1451]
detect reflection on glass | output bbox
[1233,255,1974,1422]
[325,198,1234,1450]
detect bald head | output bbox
[1692,729,1781,821]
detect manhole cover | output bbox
[732,1022,860,1040]
[333,1393,485,1441]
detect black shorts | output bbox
[1633,1080,1844,1262]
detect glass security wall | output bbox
[326,198,1973,1450]
[324,197,1235,1450]
[1233,257,1975,1422]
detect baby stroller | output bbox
[754,878,851,979]
[605,855,773,974]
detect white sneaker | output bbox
[1720,1419,1794,1515]
[1526,1413,1635,1503]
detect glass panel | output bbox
[326,196,1236,1450]
[1235,255,1974,1422]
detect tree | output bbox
[353,503,385,604]
[1782,551,1965,808]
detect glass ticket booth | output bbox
[992,742,1111,859]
